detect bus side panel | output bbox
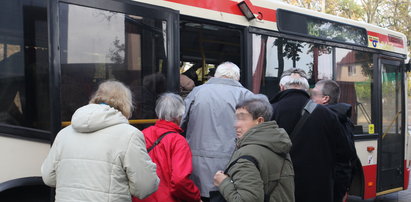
[363,164,377,199]
[0,136,49,183]
[404,159,409,190]
[354,139,378,199]
[405,123,411,190]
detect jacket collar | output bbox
[205,77,243,88]
[155,119,183,133]
[270,89,310,103]
[236,121,292,154]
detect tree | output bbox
[359,0,387,24]
[378,0,411,45]
[108,38,125,64]
[284,41,303,68]
[283,0,323,11]
[325,0,363,20]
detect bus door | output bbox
[179,18,248,91]
[53,0,179,130]
[377,58,405,194]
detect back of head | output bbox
[143,73,166,94]
[279,68,309,90]
[316,79,340,104]
[214,61,240,81]
[89,80,133,118]
[236,94,273,121]
[155,93,185,123]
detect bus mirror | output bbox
[238,0,256,21]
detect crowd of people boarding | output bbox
[41,61,358,202]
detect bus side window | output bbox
[335,49,373,134]
[59,4,168,129]
[0,2,50,132]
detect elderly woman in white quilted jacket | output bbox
[41,80,159,202]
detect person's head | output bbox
[143,73,166,94]
[155,93,185,124]
[90,80,134,119]
[214,61,240,81]
[311,79,340,105]
[235,94,272,139]
[279,68,309,91]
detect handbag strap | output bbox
[147,131,175,152]
[224,155,259,174]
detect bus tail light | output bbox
[367,146,375,152]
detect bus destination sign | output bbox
[277,9,368,46]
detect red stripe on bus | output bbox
[368,31,388,42]
[164,0,276,22]
[363,164,377,199]
[368,31,404,48]
[404,160,410,190]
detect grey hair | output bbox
[89,80,134,119]
[214,61,240,81]
[155,93,185,122]
[316,80,340,104]
[280,68,309,90]
[236,94,273,121]
[281,68,309,79]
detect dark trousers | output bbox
[201,197,210,202]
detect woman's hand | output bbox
[213,170,228,187]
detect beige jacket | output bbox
[41,104,159,202]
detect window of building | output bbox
[348,65,356,76]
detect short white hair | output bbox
[155,93,185,122]
[279,68,309,90]
[280,75,309,90]
[214,61,240,81]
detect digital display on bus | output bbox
[277,9,368,46]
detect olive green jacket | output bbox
[218,121,295,202]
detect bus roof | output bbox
[137,0,408,56]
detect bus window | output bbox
[179,20,241,91]
[253,34,332,99]
[381,63,402,136]
[335,48,373,134]
[59,3,168,128]
[0,0,50,131]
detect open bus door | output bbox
[376,58,405,195]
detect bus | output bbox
[0,0,409,200]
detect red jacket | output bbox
[133,120,200,202]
